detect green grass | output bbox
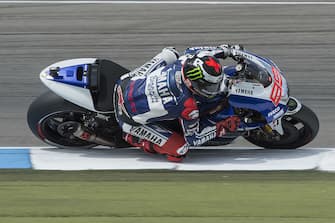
[0,170,335,223]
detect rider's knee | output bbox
[152,132,189,157]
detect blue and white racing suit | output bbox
[114,46,234,160]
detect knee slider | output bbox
[152,133,188,157]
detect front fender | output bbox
[285,97,303,116]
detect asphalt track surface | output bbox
[0,1,334,148]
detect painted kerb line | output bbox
[1,1,335,5]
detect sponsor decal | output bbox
[241,53,253,60]
[186,66,203,81]
[270,66,283,106]
[130,57,163,77]
[232,50,253,60]
[157,74,173,104]
[267,106,281,117]
[192,131,216,146]
[235,88,254,96]
[147,75,159,103]
[267,106,285,120]
[130,127,167,146]
[273,109,285,120]
[147,73,173,105]
[188,46,218,51]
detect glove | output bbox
[219,44,231,49]
[231,44,244,51]
[218,44,232,58]
[216,116,241,137]
[219,44,245,55]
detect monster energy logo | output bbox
[186,66,203,80]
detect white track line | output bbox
[0,1,335,5]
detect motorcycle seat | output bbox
[90,59,129,112]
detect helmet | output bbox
[182,55,223,98]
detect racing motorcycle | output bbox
[27,49,319,150]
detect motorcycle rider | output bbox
[113,45,241,162]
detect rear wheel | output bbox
[27,91,97,149]
[244,104,319,149]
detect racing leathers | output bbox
[113,46,239,162]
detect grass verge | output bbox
[0,170,334,223]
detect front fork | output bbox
[264,97,302,136]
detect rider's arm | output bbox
[184,44,244,59]
[184,46,230,59]
[126,47,179,78]
[180,117,217,146]
[179,97,224,146]
[180,112,240,146]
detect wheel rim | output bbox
[272,117,302,145]
[38,111,95,148]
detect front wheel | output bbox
[244,104,319,149]
[27,91,97,149]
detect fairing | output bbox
[39,58,98,112]
[227,50,289,124]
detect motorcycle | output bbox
[27,49,319,150]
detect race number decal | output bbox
[270,66,283,106]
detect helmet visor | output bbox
[190,79,222,97]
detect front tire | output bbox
[244,104,319,149]
[27,91,97,149]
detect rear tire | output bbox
[244,104,319,149]
[27,91,97,149]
